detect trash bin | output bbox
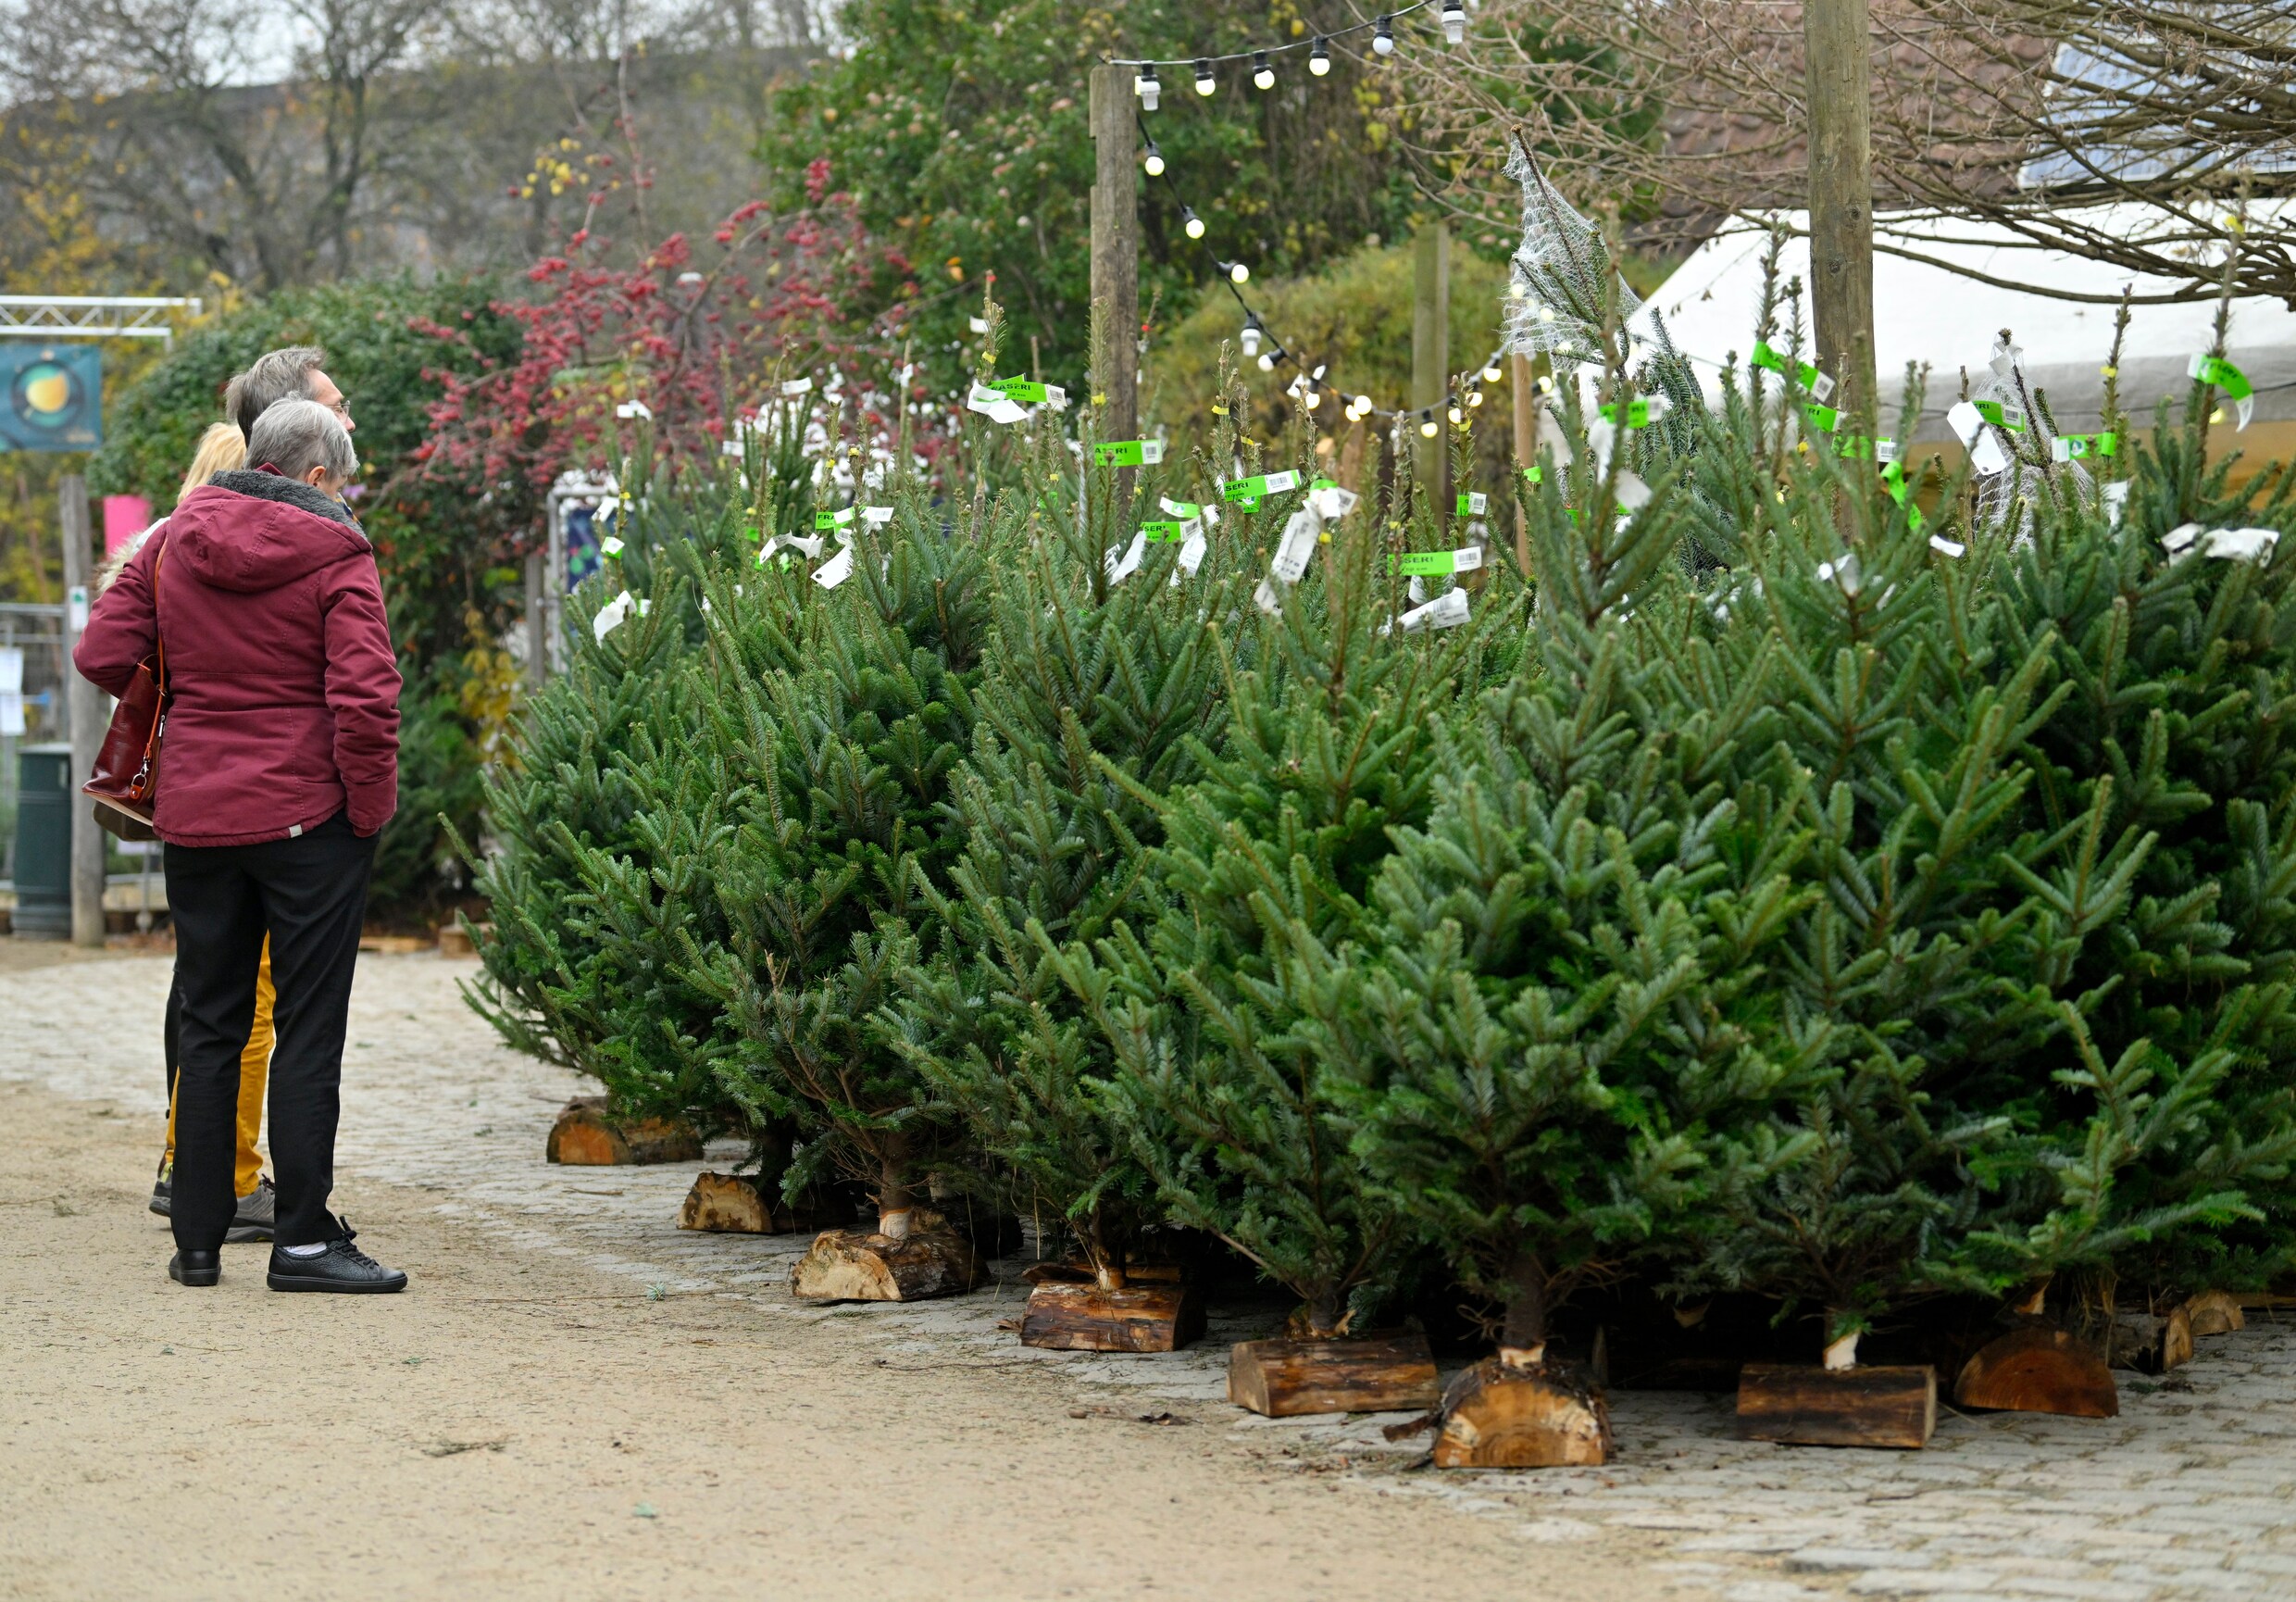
[13,743,73,938]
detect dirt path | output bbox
[0,950,1699,1602]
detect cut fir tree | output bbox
[694,485,1004,1301]
[1074,439,1507,1412]
[888,337,1248,1348]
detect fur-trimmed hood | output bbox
[167,471,370,595]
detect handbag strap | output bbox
[149,529,170,696]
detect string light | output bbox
[1253,51,1275,90]
[1240,314,1264,358]
[1419,410,1439,437]
[1482,362,1503,382]
[1441,0,1466,44]
[1134,66,1160,110]
[1467,389,1485,407]
[1142,138,1166,177]
[1257,345,1281,373]
[1309,37,1331,74]
[1373,15,1396,55]
[1223,259,1250,284]
[1194,57,1217,96]
[1180,205,1206,240]
[1448,397,1466,424]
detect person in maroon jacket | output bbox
[76,397,406,1293]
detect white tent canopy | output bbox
[1635,205,2296,442]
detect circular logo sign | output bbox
[14,359,78,430]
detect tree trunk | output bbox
[878,1141,913,1239]
[1803,0,1878,424]
[1500,1248,1547,1369]
[1020,1283,1202,1353]
[1738,1363,1936,1448]
[1953,1326,2117,1418]
[1432,1358,1612,1468]
[1228,1333,1440,1418]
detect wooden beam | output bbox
[1412,220,1451,507]
[1803,0,1877,424]
[1088,64,1141,504]
[58,477,106,948]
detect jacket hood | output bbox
[167,472,370,594]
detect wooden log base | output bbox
[2183,1290,2245,1337]
[789,1224,984,1303]
[436,922,479,957]
[1953,1326,2117,1419]
[674,1171,821,1234]
[2110,1308,2194,1375]
[1228,1333,1441,1419]
[545,1096,705,1167]
[1431,1358,1612,1470]
[1737,1363,1937,1449]
[1019,1283,1204,1353]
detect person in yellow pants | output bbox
[151,937,275,1242]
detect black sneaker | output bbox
[227,1176,276,1244]
[169,1249,219,1286]
[266,1218,407,1294]
[150,1158,171,1219]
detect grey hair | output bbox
[224,344,327,441]
[245,397,356,485]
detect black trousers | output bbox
[164,812,374,1252]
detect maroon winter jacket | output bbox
[75,469,401,846]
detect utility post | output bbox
[1411,219,1451,507]
[1088,63,1141,509]
[58,475,106,948]
[1804,0,1877,426]
[1509,353,1538,573]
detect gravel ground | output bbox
[5,946,2295,1601]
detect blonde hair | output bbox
[178,421,247,507]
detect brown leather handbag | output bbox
[82,532,170,844]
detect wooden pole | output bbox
[1804,0,1877,425]
[1088,64,1141,506]
[1509,353,1537,573]
[1412,220,1451,507]
[58,476,106,948]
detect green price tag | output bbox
[1880,460,1926,532]
[1139,519,1192,542]
[1803,401,1841,433]
[1222,469,1302,505]
[1596,398,1664,428]
[1390,546,1486,578]
[1973,399,2026,433]
[1523,465,1542,484]
[1454,491,1489,516]
[1094,439,1166,468]
[2189,354,2252,399]
[814,507,857,532]
[992,378,1068,407]
[1752,341,1836,402]
[2051,432,2117,462]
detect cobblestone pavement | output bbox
[7,951,2296,1602]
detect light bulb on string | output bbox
[1180,206,1205,240]
[1226,260,1250,284]
[1303,385,1321,410]
[1253,51,1275,89]
[1418,410,1439,437]
[1240,315,1264,358]
[1482,362,1504,382]
[1258,347,1280,373]
[1448,398,1465,424]
[1142,138,1165,177]
[1309,36,1331,74]
[1373,15,1396,55]
[1194,57,1217,95]
[1134,66,1161,110]
[1467,390,1485,408]
[1354,394,1373,417]
[1441,0,1466,44]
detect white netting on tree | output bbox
[1968,331,2095,537]
[1502,139,1640,371]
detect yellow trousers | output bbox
[165,938,272,1197]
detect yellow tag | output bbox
[2102,365,2117,378]
[1211,404,1227,416]
[1092,393,1106,406]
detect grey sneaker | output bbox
[226,1176,276,1244]
[150,1158,172,1219]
